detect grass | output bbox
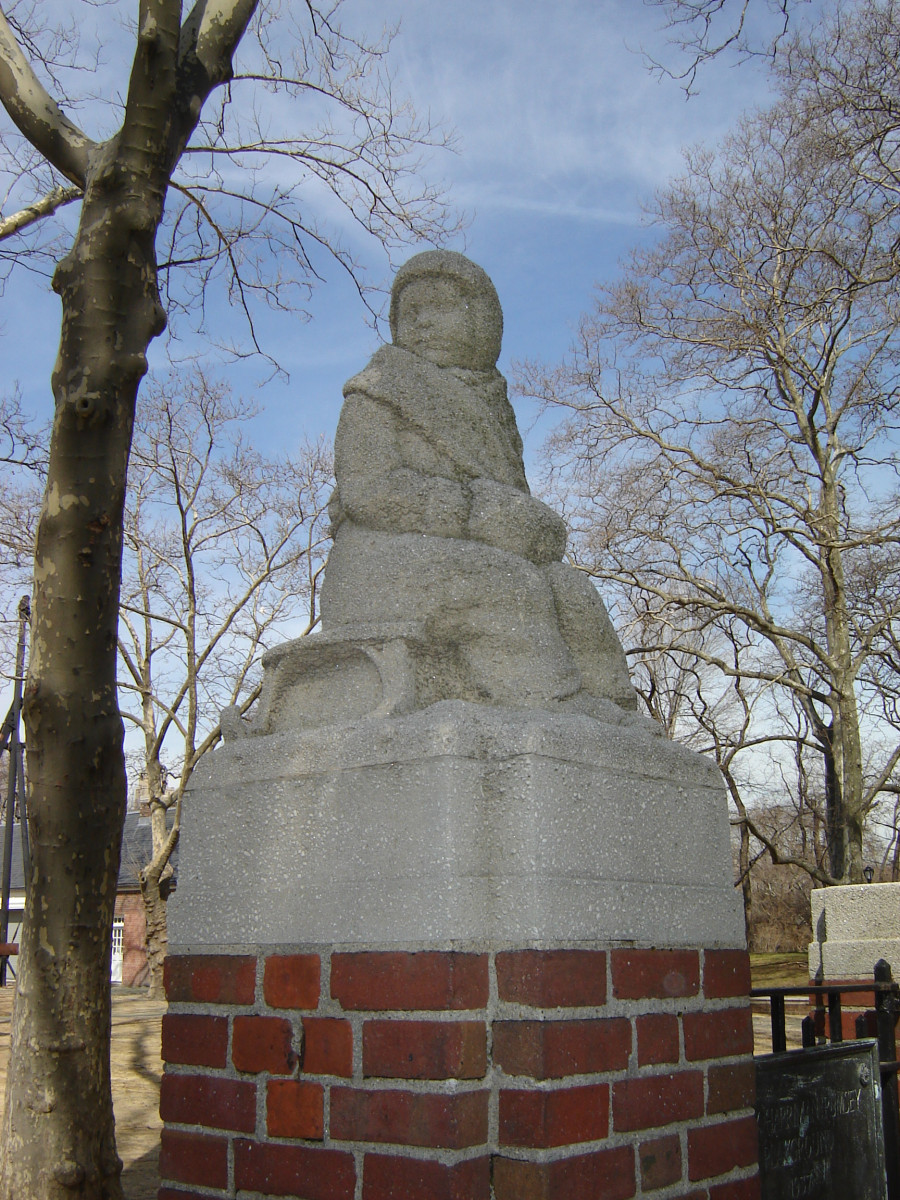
[750,952,809,989]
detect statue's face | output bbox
[394,278,480,368]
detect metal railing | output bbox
[752,959,900,1199]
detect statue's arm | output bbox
[334,392,567,562]
[467,477,567,565]
[333,393,469,538]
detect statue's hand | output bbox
[467,478,567,564]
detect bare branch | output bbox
[180,0,258,80]
[0,180,79,240]
[0,8,94,185]
[645,0,800,93]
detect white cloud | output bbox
[2,0,825,439]
[352,0,775,211]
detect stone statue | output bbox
[183,250,740,963]
[226,250,636,737]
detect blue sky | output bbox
[0,0,796,464]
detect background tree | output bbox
[118,369,331,997]
[0,392,43,682]
[526,29,900,887]
[645,0,805,89]
[0,3,456,1195]
[587,576,828,943]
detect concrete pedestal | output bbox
[809,882,900,982]
[169,702,743,950]
[161,703,759,1199]
[807,882,900,1041]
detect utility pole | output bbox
[0,595,30,985]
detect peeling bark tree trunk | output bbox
[0,6,258,1196]
[713,754,753,944]
[3,160,165,1196]
[140,793,178,999]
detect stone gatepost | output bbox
[159,252,759,1200]
[809,883,900,1040]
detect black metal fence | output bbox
[752,959,900,1199]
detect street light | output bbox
[864,865,875,884]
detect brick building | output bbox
[0,809,175,988]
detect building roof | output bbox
[0,811,178,895]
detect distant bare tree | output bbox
[645,0,806,89]
[118,369,331,996]
[0,392,43,683]
[526,42,900,885]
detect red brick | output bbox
[363,1154,490,1199]
[494,1018,630,1078]
[232,1015,296,1074]
[637,1014,680,1066]
[160,1073,256,1133]
[492,1158,548,1200]
[267,1078,325,1139]
[496,950,607,1007]
[810,997,878,1042]
[707,1062,756,1115]
[492,1146,635,1200]
[161,1013,228,1068]
[159,1129,228,1189]
[331,1086,488,1148]
[708,1175,762,1199]
[823,1003,869,1041]
[611,950,699,1000]
[688,1116,759,1181]
[613,1071,704,1132]
[331,951,488,1010]
[640,1133,682,1191]
[364,1019,486,1079]
[683,1009,753,1062]
[499,1083,609,1148]
[704,951,751,999]
[303,1017,353,1077]
[264,953,321,1009]
[235,1138,356,1198]
[813,983,876,1009]
[164,954,256,1005]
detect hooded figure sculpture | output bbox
[230,250,635,736]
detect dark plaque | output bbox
[756,1040,887,1200]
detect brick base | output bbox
[807,977,897,1046]
[160,946,760,1199]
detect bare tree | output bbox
[582,572,826,935]
[0,3,456,1195]
[0,393,44,683]
[645,0,806,89]
[526,49,900,887]
[118,369,331,997]
[778,2,900,223]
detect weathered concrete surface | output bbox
[809,882,900,979]
[171,701,744,949]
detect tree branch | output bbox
[737,810,839,886]
[181,0,259,77]
[0,182,81,241]
[0,8,94,186]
